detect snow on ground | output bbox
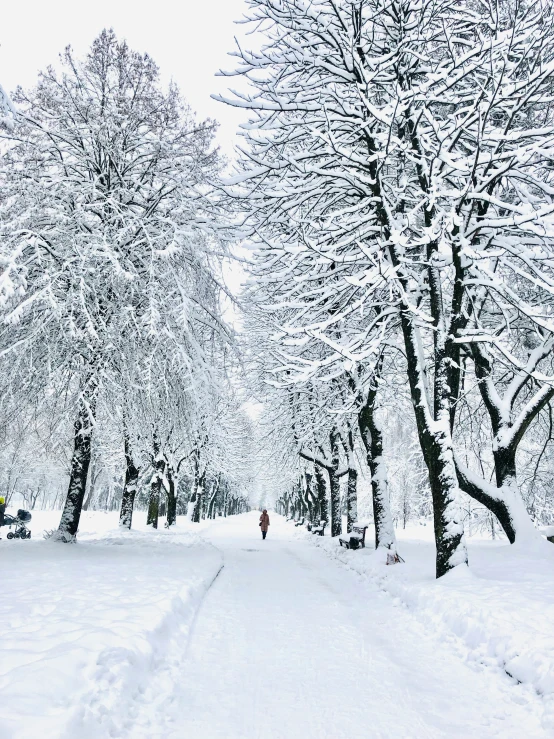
[0,510,222,739]
[302,518,554,733]
[134,512,546,738]
[1,510,551,738]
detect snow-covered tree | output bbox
[221,0,554,574]
[0,30,227,539]
[0,82,15,131]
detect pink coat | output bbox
[260,512,270,532]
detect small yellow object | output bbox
[0,496,4,504]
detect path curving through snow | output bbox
[132,512,547,739]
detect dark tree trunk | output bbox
[458,341,554,544]
[396,305,466,577]
[314,464,328,524]
[357,377,397,552]
[201,478,210,520]
[192,470,205,523]
[57,384,97,540]
[346,467,357,533]
[342,426,358,533]
[296,480,305,520]
[189,449,203,523]
[328,427,342,537]
[456,446,524,545]
[166,465,177,527]
[207,475,221,520]
[147,435,165,529]
[29,488,40,510]
[453,343,548,544]
[119,425,139,529]
[305,472,317,523]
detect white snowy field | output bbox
[0,511,223,739]
[0,510,552,738]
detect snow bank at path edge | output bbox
[294,519,554,731]
[0,511,223,739]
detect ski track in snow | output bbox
[127,513,548,739]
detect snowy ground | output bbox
[0,511,552,738]
[0,511,223,739]
[307,519,554,726]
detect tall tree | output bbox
[222,0,554,573]
[0,30,222,539]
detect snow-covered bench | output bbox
[294,517,305,527]
[311,520,327,536]
[339,524,368,550]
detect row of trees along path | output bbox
[0,32,251,537]
[221,0,554,577]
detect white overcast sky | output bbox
[2,0,253,155]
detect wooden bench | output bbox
[339,524,368,550]
[311,520,327,536]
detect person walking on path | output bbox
[259,509,270,540]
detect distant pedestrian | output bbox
[259,509,270,540]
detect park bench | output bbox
[294,517,305,527]
[339,524,368,550]
[311,520,327,536]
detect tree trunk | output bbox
[399,311,467,577]
[342,426,358,534]
[460,343,554,544]
[189,449,204,523]
[329,427,342,537]
[457,444,540,545]
[314,464,328,524]
[455,344,547,544]
[119,425,139,529]
[346,467,358,533]
[57,383,97,540]
[365,114,467,576]
[147,436,165,529]
[166,465,177,527]
[192,470,205,523]
[358,392,397,552]
[207,475,221,520]
[494,446,538,542]
[304,472,317,523]
[82,460,95,512]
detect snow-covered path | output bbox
[133,512,546,739]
